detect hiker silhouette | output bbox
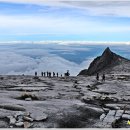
[96,73,99,81]
[102,73,105,81]
[49,72,51,77]
[35,72,37,76]
[41,72,43,77]
[57,73,58,77]
[53,72,55,77]
[65,70,70,77]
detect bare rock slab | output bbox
[122,114,130,120]
[115,110,124,117]
[0,104,25,111]
[107,110,116,116]
[30,112,48,121]
[100,113,106,121]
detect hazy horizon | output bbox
[0,43,130,76]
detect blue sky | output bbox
[0,0,130,42]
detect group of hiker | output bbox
[96,73,105,81]
[34,70,70,78]
[34,70,105,81]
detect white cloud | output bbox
[0,52,37,74]
[0,0,130,42]
[0,40,129,45]
[0,44,93,76]
[0,15,93,35]
[4,53,93,76]
[0,14,130,36]
[0,0,130,17]
[0,0,130,39]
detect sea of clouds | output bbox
[0,42,130,76]
[0,43,93,76]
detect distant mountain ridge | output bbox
[78,47,130,76]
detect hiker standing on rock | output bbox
[35,72,37,76]
[53,72,55,77]
[57,73,58,77]
[65,70,70,77]
[41,72,43,77]
[102,73,105,82]
[49,72,51,78]
[96,73,99,81]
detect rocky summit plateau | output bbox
[0,47,130,128]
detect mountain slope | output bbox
[78,47,130,76]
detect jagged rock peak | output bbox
[78,47,129,76]
[101,47,114,59]
[101,47,115,59]
[102,47,112,55]
[104,47,111,52]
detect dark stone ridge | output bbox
[78,47,129,76]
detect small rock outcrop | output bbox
[78,47,129,76]
[30,112,48,121]
[7,111,48,128]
